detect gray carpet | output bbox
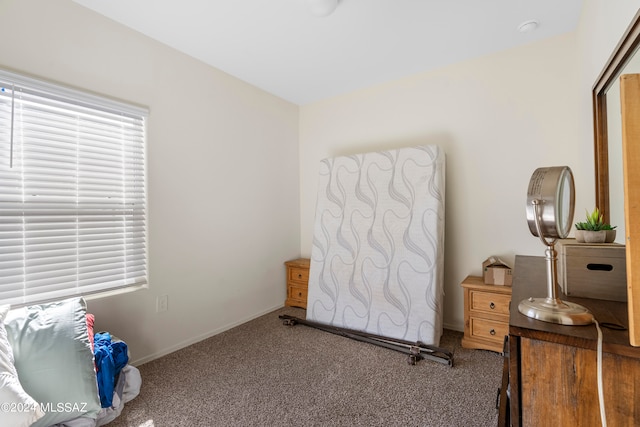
[108,307,502,427]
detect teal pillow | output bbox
[5,298,101,427]
[0,304,45,427]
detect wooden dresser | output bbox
[507,255,640,426]
[284,258,310,309]
[461,275,512,353]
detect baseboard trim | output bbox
[444,321,463,332]
[130,303,284,366]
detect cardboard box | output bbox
[557,238,627,302]
[483,257,513,286]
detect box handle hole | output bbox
[587,263,613,271]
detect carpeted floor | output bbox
[108,307,502,427]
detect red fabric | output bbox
[86,313,95,352]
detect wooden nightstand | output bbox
[461,275,512,352]
[285,258,310,309]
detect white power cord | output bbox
[593,318,607,427]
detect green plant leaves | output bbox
[574,207,616,231]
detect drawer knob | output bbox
[489,302,495,309]
[298,292,302,297]
[298,274,302,279]
[490,329,496,336]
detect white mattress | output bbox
[306,145,445,345]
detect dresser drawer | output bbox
[470,290,511,316]
[288,267,309,283]
[470,317,509,343]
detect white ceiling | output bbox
[72,0,584,105]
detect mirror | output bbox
[520,167,593,325]
[593,9,640,232]
[603,50,640,244]
[594,9,640,346]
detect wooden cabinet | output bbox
[508,255,640,426]
[285,258,310,309]
[461,276,512,353]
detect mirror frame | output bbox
[593,9,640,223]
[594,9,640,347]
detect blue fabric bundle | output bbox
[94,332,129,408]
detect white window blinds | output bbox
[0,70,148,306]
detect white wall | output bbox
[299,1,640,332]
[299,33,584,331]
[0,0,300,364]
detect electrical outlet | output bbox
[156,295,168,313]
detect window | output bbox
[0,69,148,306]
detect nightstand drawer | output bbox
[288,267,309,283]
[288,285,308,303]
[471,290,511,316]
[470,317,509,343]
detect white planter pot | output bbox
[605,229,617,243]
[575,230,606,243]
[575,229,616,243]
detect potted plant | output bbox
[574,207,617,243]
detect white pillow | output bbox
[5,298,101,427]
[0,304,45,427]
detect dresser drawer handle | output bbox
[298,274,302,279]
[298,292,303,297]
[489,302,495,309]
[490,329,496,336]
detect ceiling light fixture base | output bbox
[518,20,539,33]
[307,0,339,17]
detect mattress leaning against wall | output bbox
[306,145,446,346]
